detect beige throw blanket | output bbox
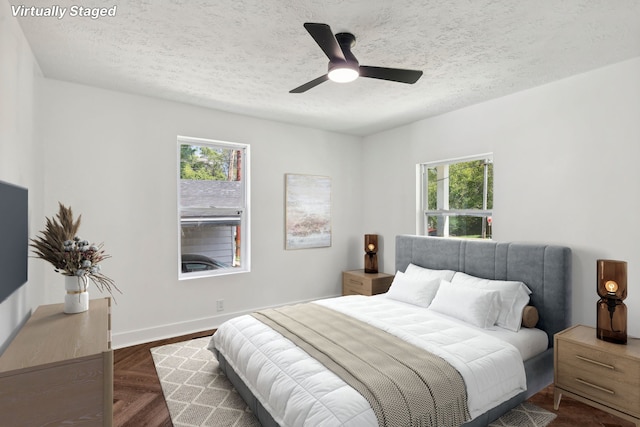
[252,303,470,427]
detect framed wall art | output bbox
[285,174,331,250]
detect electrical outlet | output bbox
[216,299,224,312]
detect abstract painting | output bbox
[285,174,331,249]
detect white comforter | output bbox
[210,295,527,426]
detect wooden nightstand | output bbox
[342,269,394,296]
[554,324,640,427]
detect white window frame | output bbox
[416,153,493,239]
[177,136,250,279]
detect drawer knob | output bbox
[575,355,615,370]
[575,378,615,395]
[349,279,363,286]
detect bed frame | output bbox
[215,235,572,427]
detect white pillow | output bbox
[385,271,441,308]
[451,272,532,332]
[404,263,456,282]
[429,281,500,329]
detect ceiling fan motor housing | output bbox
[334,33,358,62]
[328,32,359,81]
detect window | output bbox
[418,153,493,239]
[178,137,249,278]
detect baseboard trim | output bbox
[112,295,339,349]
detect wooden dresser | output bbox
[0,298,113,427]
[554,324,640,427]
[342,269,394,296]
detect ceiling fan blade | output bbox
[303,23,346,62]
[359,66,423,84]
[290,74,329,93]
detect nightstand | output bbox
[342,269,394,296]
[554,324,640,427]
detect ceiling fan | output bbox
[290,22,423,93]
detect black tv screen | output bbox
[0,181,28,303]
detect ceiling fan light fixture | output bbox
[328,64,359,83]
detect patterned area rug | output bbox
[487,402,557,427]
[151,336,557,427]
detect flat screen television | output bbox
[0,180,28,303]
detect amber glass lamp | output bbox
[364,234,378,274]
[596,259,627,344]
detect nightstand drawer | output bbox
[343,282,369,296]
[344,274,366,287]
[343,274,370,293]
[558,340,639,378]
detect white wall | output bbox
[38,79,364,347]
[0,1,45,351]
[363,57,640,337]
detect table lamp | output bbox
[596,259,627,344]
[364,234,378,274]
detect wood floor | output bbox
[113,329,215,427]
[113,331,635,427]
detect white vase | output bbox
[64,275,89,314]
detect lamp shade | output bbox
[364,234,378,253]
[597,259,627,300]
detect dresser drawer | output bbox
[557,340,640,416]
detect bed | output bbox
[209,235,572,426]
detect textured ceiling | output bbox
[15,0,640,136]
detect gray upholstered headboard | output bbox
[395,235,572,347]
